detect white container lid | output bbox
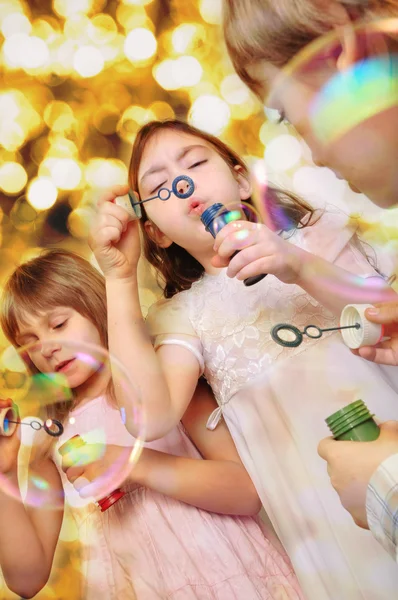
[340,304,384,349]
[115,192,142,220]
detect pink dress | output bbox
[52,396,303,600]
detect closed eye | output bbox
[189,160,207,169]
[53,321,66,330]
[150,181,167,195]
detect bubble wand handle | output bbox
[201,203,267,287]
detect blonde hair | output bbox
[0,249,110,449]
[223,0,398,95]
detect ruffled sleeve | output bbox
[146,294,204,375]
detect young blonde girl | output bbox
[90,119,398,600]
[0,249,302,600]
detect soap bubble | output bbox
[0,340,144,510]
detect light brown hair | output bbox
[222,0,398,95]
[0,249,109,435]
[129,119,317,298]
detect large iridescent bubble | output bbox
[266,18,398,208]
[0,340,144,510]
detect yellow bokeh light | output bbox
[122,0,153,5]
[1,13,31,37]
[27,177,58,211]
[88,14,117,44]
[148,101,175,121]
[39,158,82,190]
[3,34,50,70]
[44,101,74,130]
[67,207,93,238]
[53,0,95,19]
[23,37,50,70]
[175,56,203,87]
[199,0,222,25]
[171,24,197,54]
[73,46,105,77]
[221,74,251,105]
[118,105,155,142]
[85,158,128,188]
[189,95,231,135]
[124,28,157,62]
[153,56,202,90]
[0,162,27,195]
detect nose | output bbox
[41,340,61,359]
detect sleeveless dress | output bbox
[147,211,398,600]
[52,396,303,599]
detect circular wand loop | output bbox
[115,175,195,220]
[0,416,64,437]
[271,322,361,348]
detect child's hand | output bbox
[0,399,21,476]
[355,302,398,366]
[61,443,134,499]
[88,185,142,281]
[212,221,303,284]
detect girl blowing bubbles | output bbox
[0,249,301,600]
[90,119,398,600]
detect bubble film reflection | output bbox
[0,340,143,510]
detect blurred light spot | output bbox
[88,14,117,44]
[44,101,74,131]
[189,95,230,135]
[40,158,82,190]
[199,0,222,24]
[1,13,31,37]
[122,0,153,5]
[172,24,197,54]
[221,74,250,105]
[27,177,58,210]
[73,46,105,77]
[117,105,155,143]
[174,56,203,87]
[264,135,302,171]
[124,28,157,62]
[85,159,127,188]
[0,162,27,194]
[53,0,95,18]
[153,56,202,90]
[148,101,175,121]
[68,208,93,238]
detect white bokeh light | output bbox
[73,46,105,77]
[27,177,58,211]
[264,135,303,171]
[189,95,230,135]
[124,28,157,62]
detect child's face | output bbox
[15,307,103,390]
[137,129,251,262]
[249,57,398,208]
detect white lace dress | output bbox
[147,212,398,600]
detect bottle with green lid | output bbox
[326,400,380,442]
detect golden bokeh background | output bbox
[0,1,397,598]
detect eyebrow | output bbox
[16,308,69,341]
[140,144,207,184]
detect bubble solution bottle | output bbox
[200,203,266,286]
[59,435,125,512]
[326,400,380,442]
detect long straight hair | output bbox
[0,249,113,452]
